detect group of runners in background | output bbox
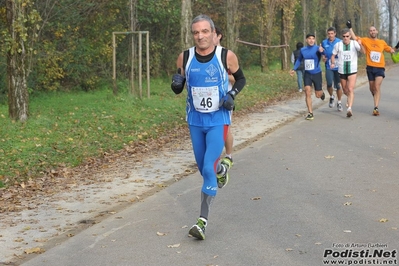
[290,20,399,120]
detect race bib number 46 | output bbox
[191,86,219,113]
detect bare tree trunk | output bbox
[129,0,138,95]
[280,0,297,70]
[181,0,193,50]
[393,0,399,44]
[260,0,278,72]
[326,0,336,28]
[226,0,239,52]
[387,0,394,45]
[280,8,287,70]
[6,0,29,122]
[302,0,308,41]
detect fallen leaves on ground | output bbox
[24,247,45,254]
[167,243,180,248]
[0,124,192,214]
[251,197,261,200]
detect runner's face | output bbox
[327,31,336,41]
[369,27,378,39]
[306,36,316,46]
[342,33,351,44]
[192,20,214,51]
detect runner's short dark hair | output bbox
[296,42,304,49]
[327,27,336,33]
[215,26,223,42]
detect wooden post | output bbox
[112,32,117,95]
[112,31,150,98]
[138,32,143,99]
[146,31,150,98]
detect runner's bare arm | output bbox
[176,52,184,75]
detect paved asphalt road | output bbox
[20,68,399,266]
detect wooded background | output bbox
[0,0,398,121]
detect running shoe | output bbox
[305,113,314,120]
[337,102,343,112]
[321,92,325,101]
[373,107,379,116]
[189,217,207,240]
[346,108,352,117]
[329,96,334,108]
[217,157,232,188]
[299,89,303,93]
[224,156,234,166]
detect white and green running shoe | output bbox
[216,157,233,188]
[189,217,207,240]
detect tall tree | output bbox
[326,0,337,29]
[181,0,193,50]
[5,0,41,122]
[301,0,308,40]
[385,0,395,45]
[226,0,240,52]
[280,0,298,70]
[260,0,279,72]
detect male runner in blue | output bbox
[321,27,343,111]
[290,33,325,120]
[171,15,246,240]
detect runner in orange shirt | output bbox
[346,20,395,116]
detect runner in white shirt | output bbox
[330,28,361,118]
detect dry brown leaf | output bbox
[343,202,352,206]
[324,155,334,159]
[251,197,261,200]
[24,247,45,254]
[167,243,180,248]
[34,238,48,243]
[156,232,167,236]
[379,218,388,223]
[285,248,293,251]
